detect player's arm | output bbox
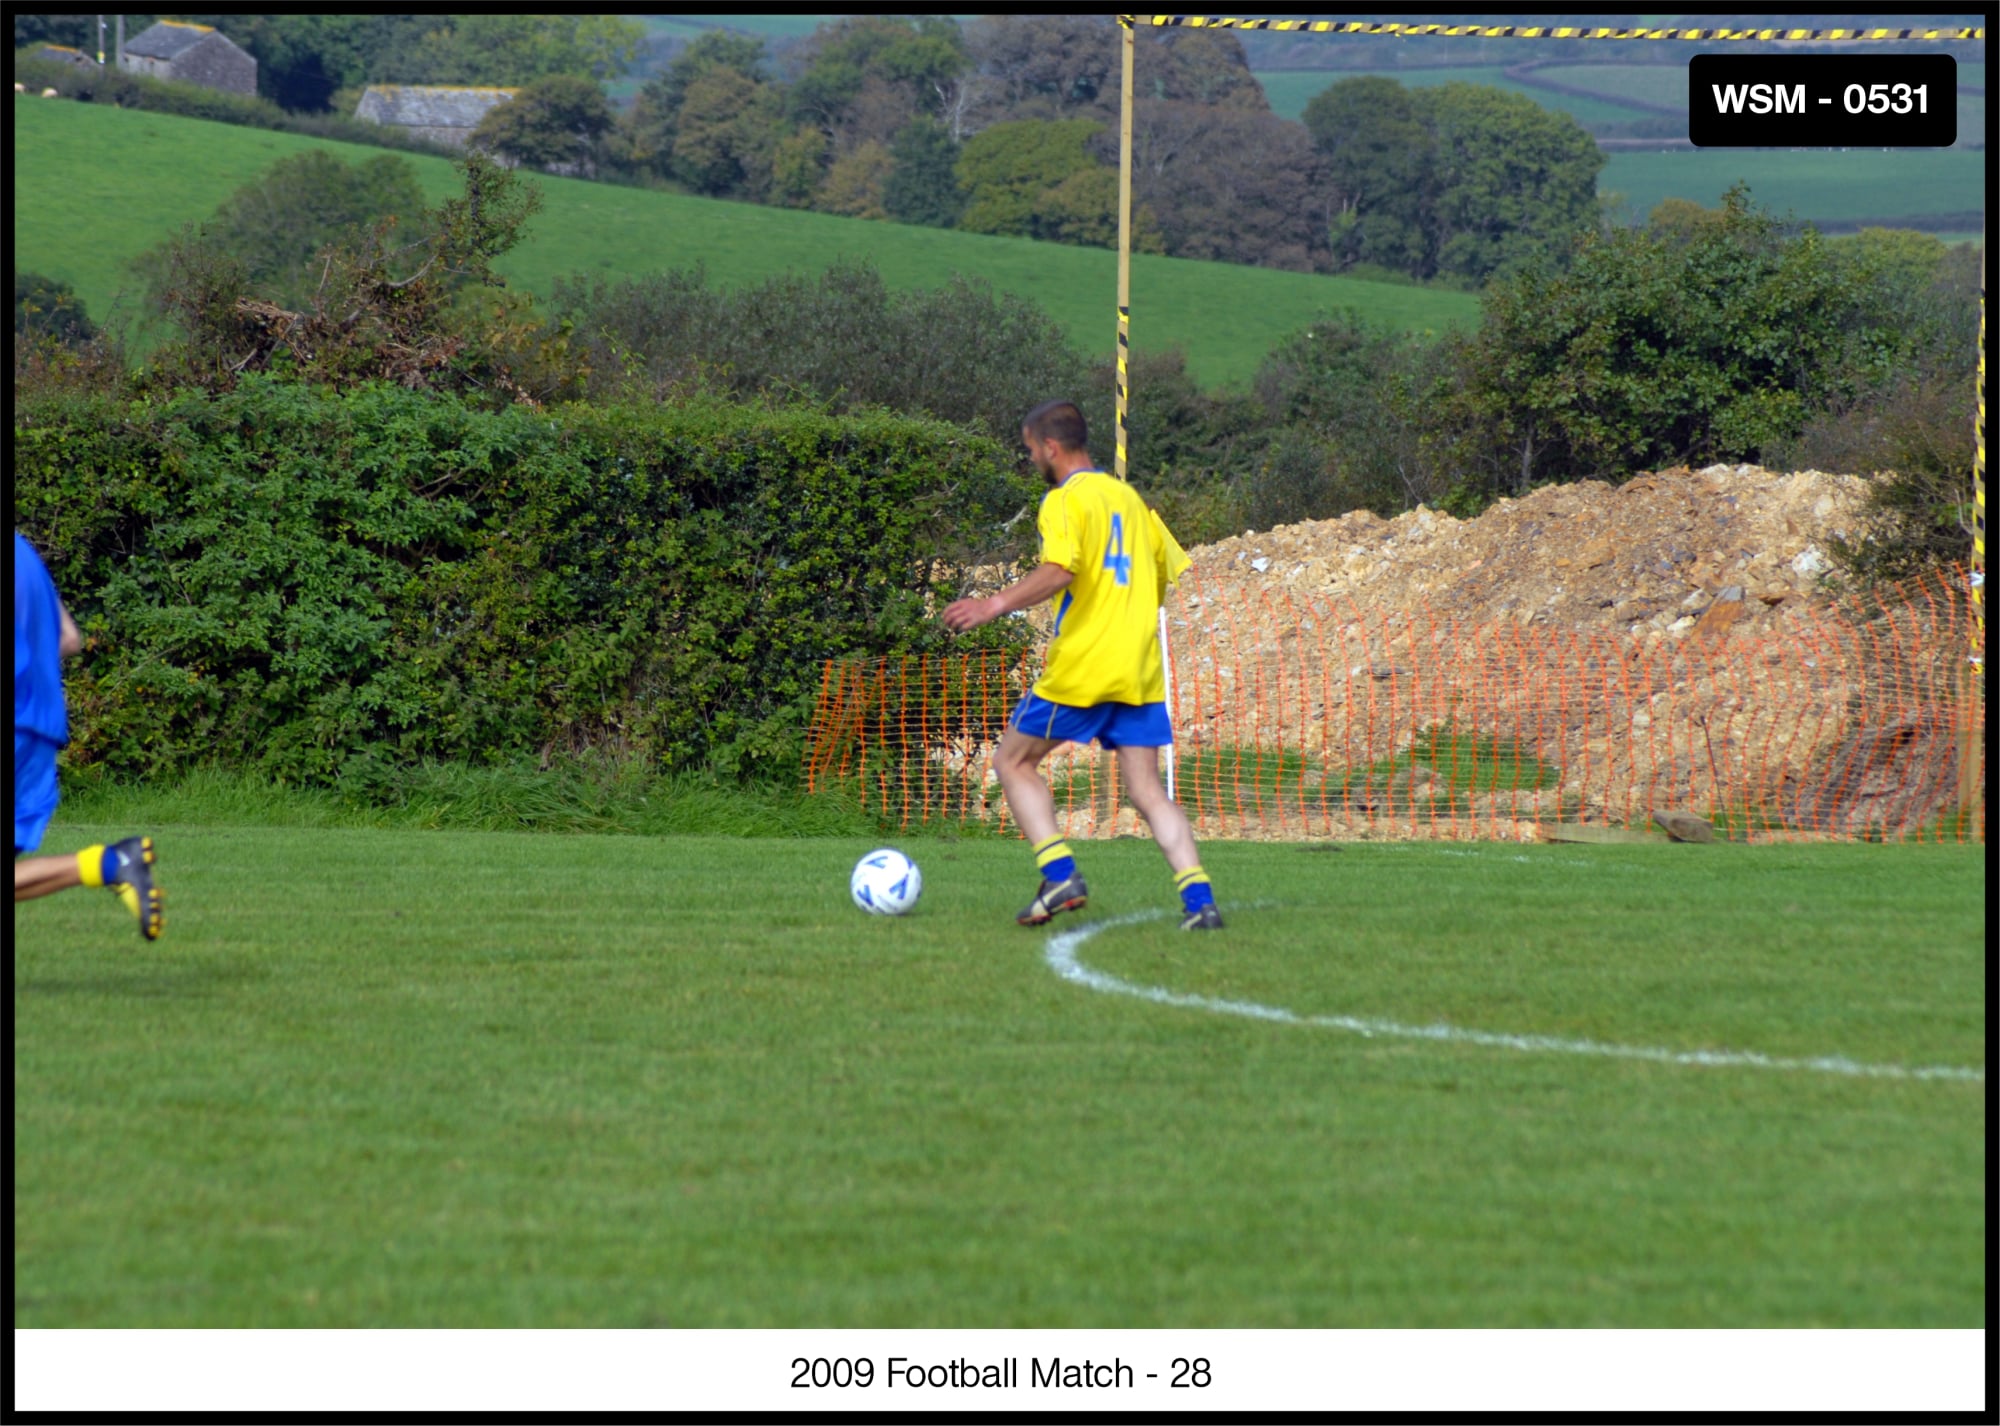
[942,562,1073,633]
[57,600,82,658]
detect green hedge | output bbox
[14,378,1032,784]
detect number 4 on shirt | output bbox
[1102,513,1131,586]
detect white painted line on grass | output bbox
[1044,912,1984,1084]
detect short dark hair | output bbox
[1022,400,1088,452]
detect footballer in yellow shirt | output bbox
[943,401,1220,932]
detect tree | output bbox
[1828,226,1953,321]
[1032,166,1120,249]
[817,141,895,220]
[961,14,1119,125]
[15,271,97,344]
[1139,26,1267,109]
[133,149,427,313]
[961,15,1265,130]
[1645,196,1733,246]
[1302,76,1433,275]
[955,118,1101,240]
[788,16,969,153]
[13,13,114,50]
[470,75,615,175]
[1302,77,1601,284]
[1424,83,1602,285]
[389,15,643,85]
[882,118,964,227]
[622,31,768,177]
[767,128,830,209]
[671,68,781,198]
[1117,101,1331,271]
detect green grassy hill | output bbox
[1598,148,1983,228]
[9,95,1479,389]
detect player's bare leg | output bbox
[1118,745,1222,930]
[992,727,1066,846]
[992,727,1089,924]
[1116,745,1199,871]
[14,855,82,902]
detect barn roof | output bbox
[124,20,222,61]
[32,44,101,67]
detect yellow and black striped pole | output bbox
[1103,18,1139,818]
[1116,19,1134,485]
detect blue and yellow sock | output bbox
[75,844,112,888]
[1174,865,1215,913]
[1033,834,1077,885]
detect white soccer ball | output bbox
[850,847,922,916]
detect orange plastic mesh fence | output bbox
[803,567,1985,843]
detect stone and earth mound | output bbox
[1023,465,1982,843]
[1183,463,1875,637]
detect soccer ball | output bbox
[850,848,922,916]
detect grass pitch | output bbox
[13,818,1984,1328]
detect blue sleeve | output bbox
[14,533,69,746]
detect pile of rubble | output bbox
[1183,464,1883,638]
[1032,466,1980,842]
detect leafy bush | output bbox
[14,378,1034,785]
[131,149,428,314]
[1427,186,1930,505]
[1776,238,1980,583]
[1792,370,1980,584]
[551,259,1090,446]
[140,152,558,405]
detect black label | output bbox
[1688,54,1957,147]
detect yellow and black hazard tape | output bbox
[1116,304,1131,478]
[1118,15,1985,41]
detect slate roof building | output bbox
[30,45,102,70]
[353,85,519,148]
[118,20,256,97]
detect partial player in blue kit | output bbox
[13,533,164,939]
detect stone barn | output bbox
[353,85,518,149]
[118,20,257,97]
[30,45,102,70]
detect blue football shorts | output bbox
[14,730,61,855]
[1009,692,1173,749]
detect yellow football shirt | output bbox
[1032,470,1191,706]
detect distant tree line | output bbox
[14,14,1609,287]
[588,17,1605,287]
[20,145,1978,585]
